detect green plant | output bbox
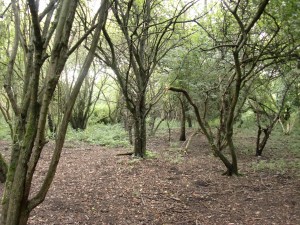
[66,123,129,147]
[145,150,157,159]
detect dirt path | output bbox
[0,132,299,224]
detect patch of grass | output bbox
[266,126,300,158]
[145,150,157,159]
[66,123,129,147]
[288,142,300,155]
[252,158,300,174]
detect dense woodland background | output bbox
[0,0,299,224]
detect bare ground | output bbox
[0,131,299,225]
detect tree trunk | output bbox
[133,115,147,157]
[2,201,29,225]
[133,96,147,157]
[47,113,56,136]
[256,127,271,156]
[124,111,133,145]
[179,96,186,141]
[128,124,133,145]
[148,116,156,136]
[2,142,33,225]
[226,136,239,175]
[17,208,30,225]
[0,154,7,183]
[187,115,192,128]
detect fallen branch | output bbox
[116,152,134,156]
[181,131,199,153]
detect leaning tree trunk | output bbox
[256,126,272,156]
[169,87,237,175]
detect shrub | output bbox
[66,123,129,147]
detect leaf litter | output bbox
[0,131,299,225]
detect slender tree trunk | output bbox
[179,96,186,141]
[256,125,262,156]
[124,111,133,145]
[128,124,133,145]
[187,115,192,128]
[47,113,56,136]
[148,116,156,136]
[226,136,238,175]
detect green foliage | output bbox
[145,150,158,159]
[90,105,110,122]
[66,123,129,147]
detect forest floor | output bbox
[0,129,299,225]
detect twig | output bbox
[141,196,145,205]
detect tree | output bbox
[69,63,108,130]
[249,64,299,156]
[97,0,195,157]
[0,0,109,224]
[169,0,284,175]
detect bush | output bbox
[66,123,129,147]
